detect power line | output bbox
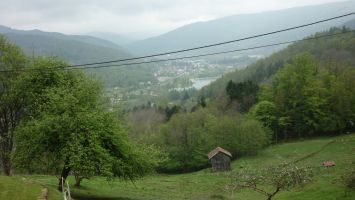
[65,12,355,68]
[69,30,355,70]
[2,12,353,74]
[2,11,352,73]
[2,29,351,73]
[1,29,354,73]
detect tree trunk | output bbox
[1,154,12,176]
[266,187,280,200]
[74,173,83,187]
[1,136,13,176]
[58,159,71,191]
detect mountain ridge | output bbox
[125,0,355,56]
[0,25,132,66]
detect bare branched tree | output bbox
[227,164,313,200]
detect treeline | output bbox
[0,36,159,190]
[251,54,355,140]
[127,106,270,172]
[201,27,355,99]
[158,109,270,172]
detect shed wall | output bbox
[210,152,231,171]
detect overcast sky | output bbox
[0,0,348,38]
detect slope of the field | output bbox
[24,133,355,200]
[0,176,62,200]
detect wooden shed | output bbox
[208,147,232,172]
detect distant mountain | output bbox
[126,1,355,56]
[0,25,130,64]
[0,26,158,88]
[345,18,355,29]
[88,32,137,46]
[0,25,124,50]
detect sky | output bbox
[0,0,348,38]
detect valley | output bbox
[1,1,355,200]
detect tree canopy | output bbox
[0,36,156,190]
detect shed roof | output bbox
[208,147,232,159]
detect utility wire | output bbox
[1,29,352,73]
[69,30,354,70]
[2,11,353,73]
[64,12,355,68]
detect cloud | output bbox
[0,0,346,37]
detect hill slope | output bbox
[88,31,138,46]
[0,176,62,200]
[26,133,355,200]
[0,26,159,88]
[0,25,130,64]
[126,1,355,56]
[201,27,355,98]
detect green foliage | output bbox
[165,105,181,121]
[230,164,313,200]
[203,27,355,99]
[11,59,156,188]
[254,54,355,139]
[249,101,277,133]
[226,80,259,112]
[157,109,270,172]
[0,36,27,175]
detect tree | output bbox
[226,80,259,112]
[0,36,27,175]
[159,110,209,172]
[158,108,270,172]
[126,107,166,140]
[228,164,313,200]
[198,95,207,108]
[256,54,355,138]
[249,101,277,129]
[14,68,154,191]
[165,105,181,121]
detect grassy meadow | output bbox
[1,133,354,200]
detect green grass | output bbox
[0,175,62,200]
[13,133,355,200]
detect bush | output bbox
[157,109,271,172]
[344,169,355,193]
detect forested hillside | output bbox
[202,27,355,98]
[0,26,157,88]
[125,27,355,173]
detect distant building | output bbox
[208,147,232,172]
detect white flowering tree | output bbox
[227,164,313,200]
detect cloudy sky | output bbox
[0,0,347,38]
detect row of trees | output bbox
[153,108,270,172]
[202,27,355,99]
[0,36,157,190]
[250,54,355,140]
